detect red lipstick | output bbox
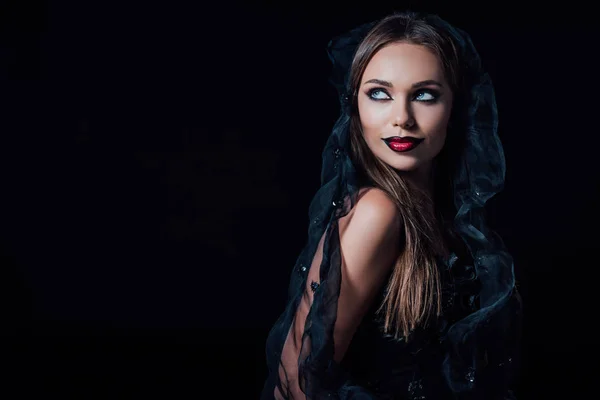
[382,136,424,152]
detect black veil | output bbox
[262,12,521,399]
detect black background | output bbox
[2,0,598,397]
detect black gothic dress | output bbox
[262,222,520,399]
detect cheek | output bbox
[358,101,387,132]
[417,106,451,140]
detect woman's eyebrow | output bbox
[363,78,443,89]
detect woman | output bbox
[262,11,521,400]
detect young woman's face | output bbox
[357,42,453,177]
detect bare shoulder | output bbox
[330,187,403,355]
[337,187,402,277]
[352,187,401,226]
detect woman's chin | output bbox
[385,160,422,173]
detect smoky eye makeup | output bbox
[365,87,392,101]
[413,88,441,102]
[364,86,442,103]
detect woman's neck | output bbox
[398,161,435,199]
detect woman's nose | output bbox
[392,100,415,129]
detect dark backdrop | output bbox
[2,0,598,397]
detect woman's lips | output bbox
[382,137,425,152]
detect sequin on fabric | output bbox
[310,281,320,292]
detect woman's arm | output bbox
[275,188,402,399]
[332,188,402,362]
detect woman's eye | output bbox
[414,90,438,102]
[368,89,391,100]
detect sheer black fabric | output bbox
[262,13,521,400]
